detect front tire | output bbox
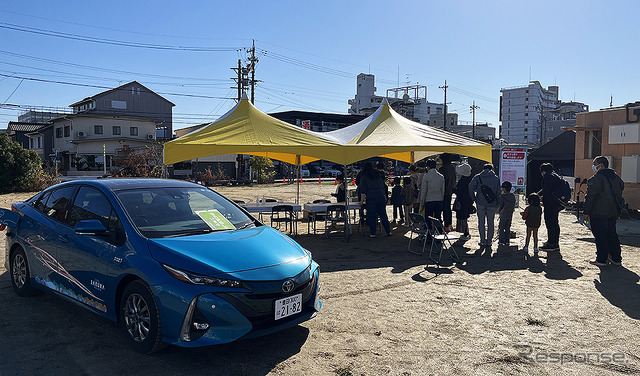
[120,280,165,354]
[10,248,37,297]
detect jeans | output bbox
[590,216,621,263]
[477,205,496,245]
[442,194,453,227]
[498,214,512,244]
[544,207,560,246]
[424,201,443,222]
[366,196,391,236]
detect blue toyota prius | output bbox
[1,179,321,353]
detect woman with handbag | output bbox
[453,163,474,240]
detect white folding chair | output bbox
[427,216,461,265]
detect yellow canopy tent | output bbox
[163,98,342,166]
[322,101,492,164]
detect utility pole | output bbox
[231,59,244,102]
[247,39,259,104]
[470,101,479,139]
[439,80,448,131]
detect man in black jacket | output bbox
[537,163,562,250]
[439,153,456,232]
[583,156,625,266]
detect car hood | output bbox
[148,226,311,280]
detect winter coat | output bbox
[453,175,474,219]
[420,169,445,204]
[538,171,563,210]
[401,185,415,206]
[522,205,542,228]
[468,169,500,208]
[359,174,388,202]
[584,168,625,219]
[498,192,516,217]
[390,185,403,206]
[439,163,456,196]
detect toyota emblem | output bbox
[281,279,295,293]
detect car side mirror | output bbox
[75,219,108,236]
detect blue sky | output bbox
[1,0,638,132]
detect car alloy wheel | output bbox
[10,248,36,297]
[120,280,165,354]
[124,293,151,343]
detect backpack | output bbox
[478,176,496,203]
[604,175,627,215]
[552,175,571,209]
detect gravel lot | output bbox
[1,182,639,375]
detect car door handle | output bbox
[58,235,69,243]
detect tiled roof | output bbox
[7,122,49,132]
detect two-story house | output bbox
[51,81,174,175]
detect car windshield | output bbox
[116,187,255,238]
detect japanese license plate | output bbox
[274,293,302,320]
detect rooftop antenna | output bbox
[610,94,613,108]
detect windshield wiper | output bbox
[163,229,215,238]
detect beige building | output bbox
[573,102,640,210]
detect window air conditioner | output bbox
[146,134,154,140]
[77,131,87,138]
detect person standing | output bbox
[537,163,562,250]
[409,164,421,213]
[583,156,625,266]
[331,175,346,203]
[390,177,404,224]
[497,181,516,246]
[419,159,445,221]
[453,163,474,240]
[401,176,415,227]
[468,163,500,248]
[439,153,456,232]
[521,193,542,255]
[359,162,391,238]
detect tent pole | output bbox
[344,163,350,241]
[411,151,415,165]
[296,155,301,204]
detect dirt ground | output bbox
[1,182,640,376]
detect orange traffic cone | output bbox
[334,177,337,185]
[319,176,322,184]
[283,177,286,184]
[300,177,303,183]
[352,177,355,185]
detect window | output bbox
[56,128,63,138]
[64,126,70,137]
[524,128,528,132]
[525,98,529,101]
[525,90,529,94]
[42,186,77,224]
[130,127,138,136]
[427,107,431,114]
[525,121,528,124]
[585,130,602,159]
[111,100,127,109]
[113,126,121,135]
[94,125,103,134]
[525,113,528,117]
[68,186,126,245]
[524,135,528,139]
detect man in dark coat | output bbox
[583,156,625,266]
[537,163,562,250]
[439,153,456,231]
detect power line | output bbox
[0,73,234,100]
[0,22,239,52]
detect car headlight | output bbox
[162,264,243,288]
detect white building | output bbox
[500,81,560,146]
[348,73,445,125]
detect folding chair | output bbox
[308,199,330,234]
[270,205,295,234]
[325,204,348,239]
[427,216,460,265]
[407,213,429,255]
